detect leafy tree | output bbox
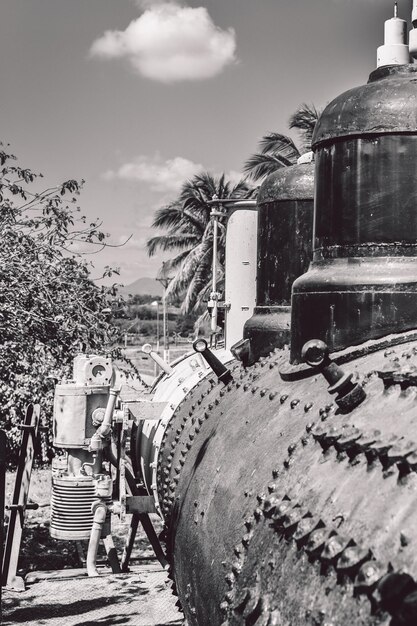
[147,172,254,314]
[0,144,122,465]
[243,103,321,182]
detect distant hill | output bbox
[118,277,163,297]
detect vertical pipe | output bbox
[211,212,219,333]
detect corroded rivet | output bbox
[269,391,278,400]
[254,507,262,521]
[306,422,315,433]
[355,560,386,591]
[257,493,266,504]
[288,443,296,455]
[304,402,313,412]
[225,573,234,586]
[267,483,276,494]
[234,545,243,557]
[244,519,253,531]
[242,533,251,548]
[232,562,242,576]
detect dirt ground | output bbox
[2,469,184,625]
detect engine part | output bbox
[242,163,314,364]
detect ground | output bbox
[1,469,184,625]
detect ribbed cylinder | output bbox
[50,475,110,540]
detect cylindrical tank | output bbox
[224,201,258,349]
[242,163,314,362]
[291,64,417,363]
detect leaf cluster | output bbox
[147,172,255,315]
[0,144,122,465]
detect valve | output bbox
[301,340,366,413]
[142,344,173,376]
[193,338,233,386]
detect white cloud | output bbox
[103,155,203,192]
[90,2,237,83]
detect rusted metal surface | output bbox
[243,163,314,364]
[160,340,417,625]
[312,64,417,147]
[291,65,417,363]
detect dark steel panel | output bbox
[313,64,417,147]
[164,340,417,626]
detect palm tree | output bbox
[243,103,321,182]
[147,172,254,314]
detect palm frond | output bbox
[146,232,199,256]
[289,103,321,152]
[243,153,293,182]
[259,133,300,161]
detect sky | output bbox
[0,0,413,287]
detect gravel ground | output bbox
[2,470,184,625]
[2,563,184,625]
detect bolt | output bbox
[355,560,386,592]
[292,517,319,543]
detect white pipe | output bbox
[86,501,107,576]
[211,212,219,333]
[377,3,409,67]
[410,0,417,59]
[141,344,173,375]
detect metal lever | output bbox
[142,344,173,376]
[301,339,366,413]
[193,338,233,386]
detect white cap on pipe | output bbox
[377,3,410,67]
[409,0,417,59]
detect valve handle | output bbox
[193,338,233,386]
[142,344,173,376]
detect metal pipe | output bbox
[142,344,173,376]
[89,388,119,452]
[211,210,219,333]
[86,500,107,577]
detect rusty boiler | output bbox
[151,8,417,626]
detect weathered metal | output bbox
[162,338,417,625]
[242,163,314,364]
[291,65,417,362]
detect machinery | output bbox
[51,4,417,625]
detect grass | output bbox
[4,468,162,575]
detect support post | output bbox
[1,405,40,591]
